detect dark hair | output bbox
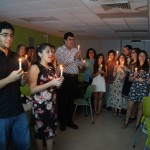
[137,50,149,72]
[124,45,132,50]
[64,32,74,40]
[0,21,14,33]
[86,48,97,59]
[50,45,55,49]
[32,43,51,64]
[93,53,106,75]
[117,54,128,66]
[130,48,141,64]
[16,44,26,53]
[108,50,116,56]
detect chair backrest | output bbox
[84,84,95,100]
[143,96,150,117]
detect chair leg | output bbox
[73,105,77,120]
[144,145,148,150]
[85,106,88,117]
[132,123,142,149]
[89,105,94,124]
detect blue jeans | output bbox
[0,112,30,150]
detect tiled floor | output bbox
[31,108,147,150]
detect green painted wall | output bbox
[11,25,63,51]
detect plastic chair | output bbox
[133,96,150,149]
[144,118,150,150]
[73,84,95,124]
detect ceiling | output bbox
[0,0,149,40]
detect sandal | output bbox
[121,122,128,129]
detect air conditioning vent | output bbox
[101,1,131,11]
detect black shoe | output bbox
[59,122,66,131]
[107,107,112,111]
[67,122,79,129]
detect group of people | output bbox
[83,45,150,131]
[0,21,150,150]
[0,21,85,150]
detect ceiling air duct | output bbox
[101,0,131,11]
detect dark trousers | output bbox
[58,75,78,124]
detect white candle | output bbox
[77,45,80,50]
[19,58,22,70]
[25,55,27,59]
[135,67,138,72]
[121,61,124,66]
[116,61,119,65]
[60,65,63,76]
[82,59,85,63]
[116,51,119,55]
[99,64,102,70]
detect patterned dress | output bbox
[128,70,149,102]
[110,67,127,109]
[32,63,57,140]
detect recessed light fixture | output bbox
[89,0,98,2]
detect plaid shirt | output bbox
[56,45,83,74]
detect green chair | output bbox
[133,96,150,149]
[73,84,95,124]
[144,118,150,150]
[20,84,31,96]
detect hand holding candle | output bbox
[19,58,22,70]
[60,65,63,76]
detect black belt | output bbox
[63,73,78,77]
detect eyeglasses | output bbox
[0,33,15,39]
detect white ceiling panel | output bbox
[0,0,149,39]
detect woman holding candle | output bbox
[83,48,97,84]
[105,50,117,110]
[92,53,106,115]
[121,48,140,120]
[121,50,149,129]
[16,44,29,71]
[110,54,128,116]
[28,43,64,150]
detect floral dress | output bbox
[110,67,127,109]
[128,70,150,102]
[32,63,57,140]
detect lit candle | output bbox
[116,61,119,65]
[25,55,27,59]
[60,65,63,76]
[135,67,138,72]
[19,58,22,70]
[116,51,119,55]
[82,59,85,63]
[99,64,102,70]
[77,45,80,50]
[121,61,124,66]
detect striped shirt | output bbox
[56,45,83,74]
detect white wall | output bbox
[75,39,150,59]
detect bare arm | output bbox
[28,65,63,94]
[0,69,23,89]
